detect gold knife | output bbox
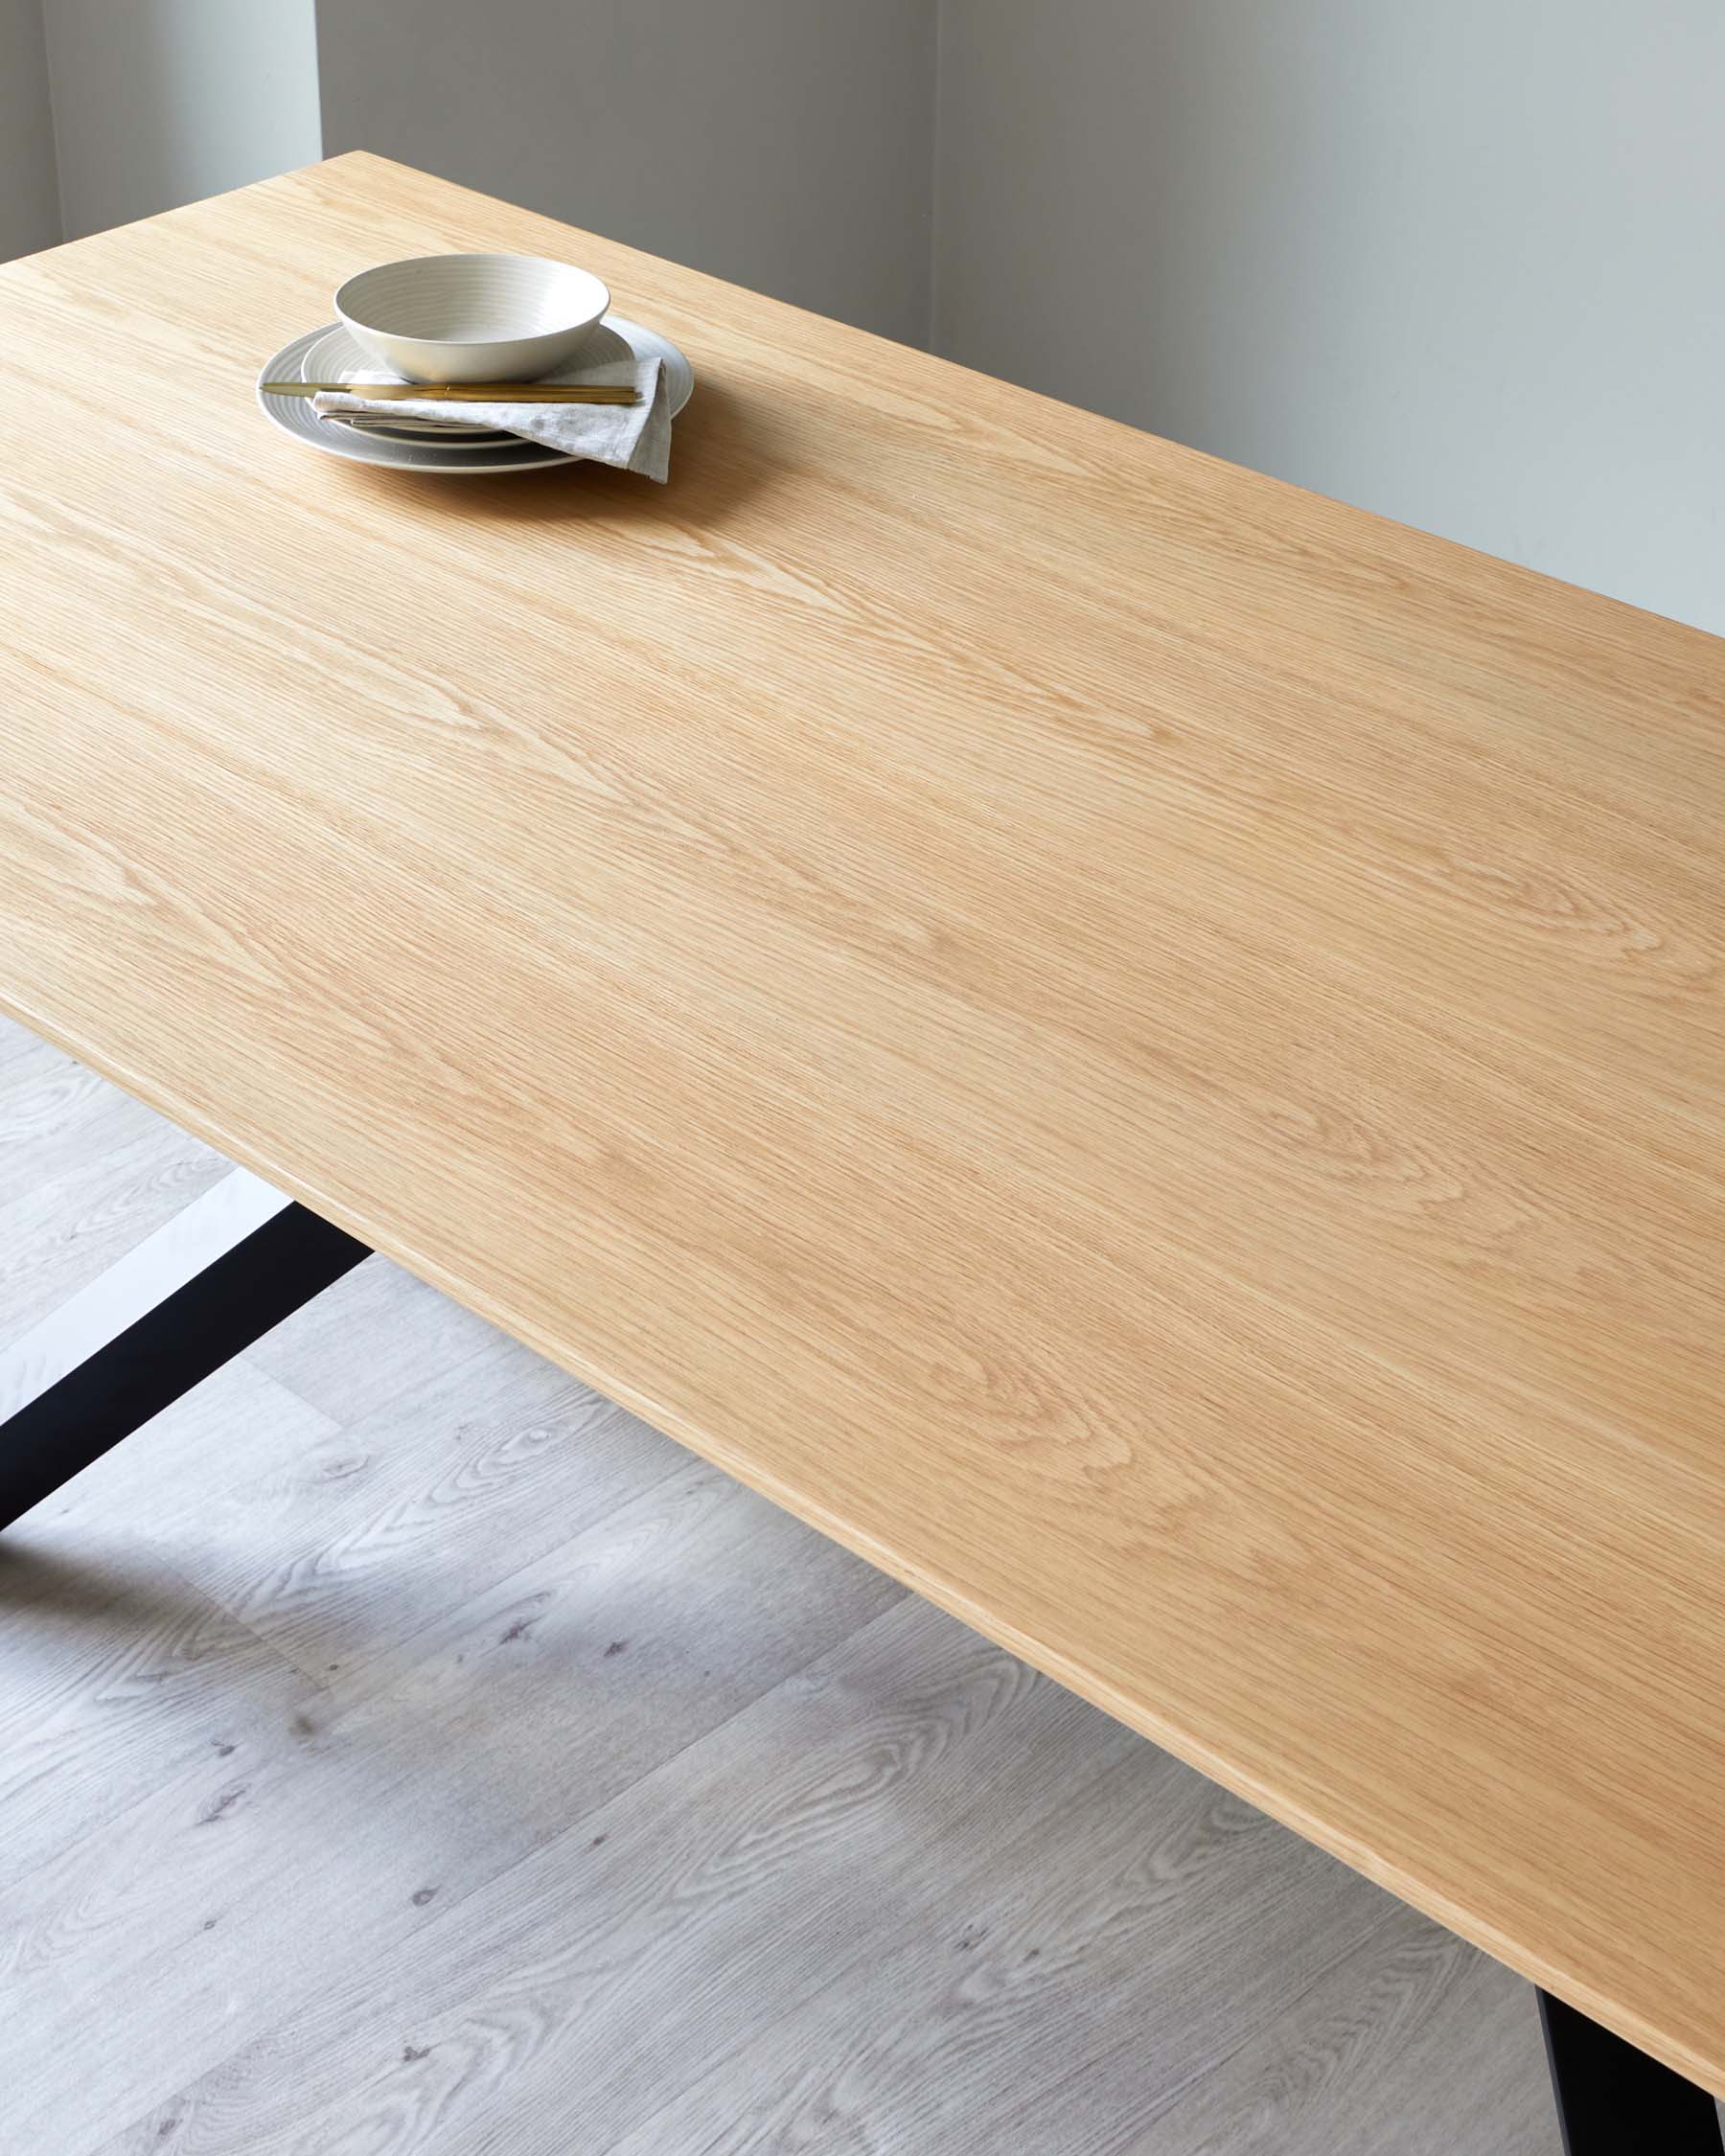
[264,380,639,403]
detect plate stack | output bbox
[254,252,693,478]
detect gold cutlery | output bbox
[263,381,640,404]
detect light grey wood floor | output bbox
[0,1016,1560,2154]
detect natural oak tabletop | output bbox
[4,151,1724,2092]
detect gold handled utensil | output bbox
[263,380,640,403]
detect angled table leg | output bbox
[1539,1991,1724,2155]
[0,1201,371,1530]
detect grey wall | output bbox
[314,0,936,347]
[6,0,1719,634]
[0,0,60,259]
[41,0,320,241]
[934,0,1725,634]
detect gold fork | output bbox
[264,381,639,403]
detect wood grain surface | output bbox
[2,152,1723,2092]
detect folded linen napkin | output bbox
[313,355,671,481]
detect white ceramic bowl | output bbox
[334,252,611,383]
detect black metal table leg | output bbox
[1539,1990,1724,2155]
[0,1202,371,1529]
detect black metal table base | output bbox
[1539,1991,1723,2155]
[0,1202,371,1530]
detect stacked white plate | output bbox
[255,315,694,477]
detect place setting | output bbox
[256,250,694,479]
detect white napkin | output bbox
[313,356,672,481]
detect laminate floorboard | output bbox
[244,1252,519,1429]
[1127,1913,1554,2155]
[0,1113,229,1339]
[0,1043,159,1194]
[0,1411,326,1892]
[153,1327,702,1696]
[0,1018,1561,2154]
[2,1473,900,2142]
[596,1737,1392,2156]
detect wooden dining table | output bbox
[2,150,1722,2150]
